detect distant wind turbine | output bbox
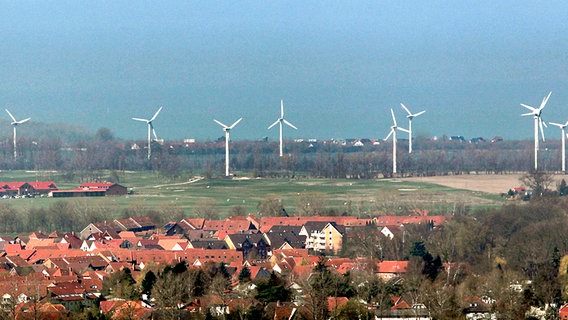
[5,109,31,160]
[384,109,409,174]
[132,107,163,159]
[549,120,568,172]
[400,103,425,153]
[214,117,242,177]
[520,92,551,171]
[268,100,297,157]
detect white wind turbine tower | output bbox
[214,117,242,177]
[549,120,568,172]
[268,100,297,157]
[400,103,425,153]
[5,109,31,160]
[384,108,410,174]
[520,92,551,171]
[132,107,163,160]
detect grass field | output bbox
[0,170,513,218]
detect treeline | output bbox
[341,197,568,318]
[0,128,562,179]
[0,200,186,234]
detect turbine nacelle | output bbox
[5,109,31,126]
[550,121,568,129]
[214,118,243,132]
[400,103,426,120]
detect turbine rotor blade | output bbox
[397,127,410,133]
[390,109,397,127]
[539,118,546,141]
[413,110,426,117]
[229,117,243,129]
[283,119,297,130]
[268,120,280,130]
[150,106,163,122]
[400,103,411,115]
[281,100,284,118]
[132,118,149,122]
[5,109,16,122]
[520,104,536,112]
[539,91,552,110]
[152,125,158,140]
[384,129,394,141]
[521,112,534,117]
[19,118,31,124]
[214,119,228,128]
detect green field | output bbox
[0,170,506,219]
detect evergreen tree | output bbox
[238,265,251,283]
[141,270,157,295]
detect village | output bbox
[0,208,461,319]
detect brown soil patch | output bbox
[403,173,567,194]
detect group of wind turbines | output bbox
[520,91,568,172]
[127,92,568,177]
[383,103,426,174]
[132,100,297,176]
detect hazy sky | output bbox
[1,1,567,141]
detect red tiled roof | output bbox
[377,261,408,274]
[28,181,58,191]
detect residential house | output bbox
[300,222,345,254]
[224,233,270,260]
[377,261,408,281]
[264,225,306,250]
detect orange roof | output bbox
[272,248,310,258]
[377,261,408,274]
[28,249,88,264]
[27,181,58,191]
[25,238,56,250]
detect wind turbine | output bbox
[214,117,242,177]
[384,108,409,174]
[268,100,297,157]
[549,120,568,172]
[132,107,163,160]
[5,109,31,160]
[400,103,425,153]
[520,92,551,171]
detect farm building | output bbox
[78,182,128,195]
[0,181,58,196]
